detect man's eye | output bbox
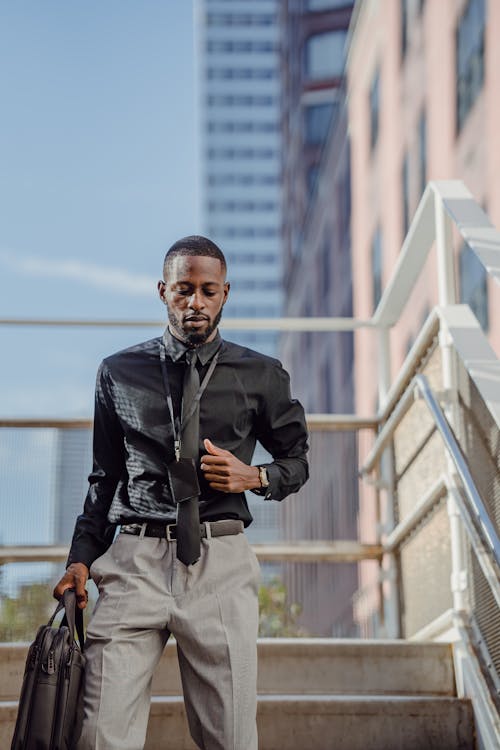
[204,291,216,297]
[176,289,191,296]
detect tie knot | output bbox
[185,349,198,367]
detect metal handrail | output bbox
[414,374,500,568]
[0,541,383,566]
[0,416,378,431]
[361,372,500,570]
[0,316,373,331]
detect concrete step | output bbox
[1,695,474,750]
[253,696,474,750]
[256,638,456,696]
[0,638,456,700]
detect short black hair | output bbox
[163,235,227,277]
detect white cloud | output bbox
[0,248,157,297]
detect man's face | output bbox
[158,255,230,346]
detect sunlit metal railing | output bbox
[2,180,500,737]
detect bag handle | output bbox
[49,589,85,651]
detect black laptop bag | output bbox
[11,588,86,750]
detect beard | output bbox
[168,307,223,347]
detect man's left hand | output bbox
[200,438,261,493]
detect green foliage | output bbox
[1,577,306,642]
[0,581,55,641]
[258,577,308,637]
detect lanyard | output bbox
[159,341,221,461]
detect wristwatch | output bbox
[258,466,270,489]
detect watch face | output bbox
[259,466,270,487]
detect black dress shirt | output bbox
[68,329,309,569]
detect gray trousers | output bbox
[76,529,260,750]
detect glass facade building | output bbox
[194,0,283,555]
[194,0,282,357]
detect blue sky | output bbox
[0,1,199,417]
[0,2,201,557]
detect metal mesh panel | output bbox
[456,357,500,536]
[455,356,500,690]
[400,498,453,637]
[468,540,500,692]
[392,342,444,525]
[393,398,436,477]
[419,340,443,391]
[396,430,447,523]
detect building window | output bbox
[304,103,334,145]
[320,231,332,313]
[206,13,276,27]
[418,111,427,197]
[371,227,382,311]
[207,94,276,107]
[207,147,278,160]
[456,0,486,132]
[369,69,380,151]
[208,226,278,239]
[307,0,352,9]
[459,243,488,330]
[323,359,333,413]
[206,68,276,81]
[225,252,277,265]
[206,40,277,54]
[231,278,281,291]
[305,30,347,80]
[207,173,278,186]
[402,152,410,238]
[207,200,277,212]
[401,0,409,58]
[207,121,278,134]
[307,164,320,199]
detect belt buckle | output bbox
[165,523,176,542]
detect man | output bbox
[54,235,309,750]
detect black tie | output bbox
[176,349,201,565]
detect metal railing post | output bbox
[434,192,469,614]
[378,326,400,638]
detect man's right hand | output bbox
[53,562,90,610]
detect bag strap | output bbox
[49,589,85,651]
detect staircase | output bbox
[0,638,474,749]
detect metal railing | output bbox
[2,180,500,737]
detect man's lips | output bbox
[185,316,208,324]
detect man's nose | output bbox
[188,291,204,310]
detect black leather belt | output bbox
[119,519,244,542]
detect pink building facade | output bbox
[347,0,500,630]
[278,0,500,634]
[348,0,500,414]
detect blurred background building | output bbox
[194,0,284,564]
[346,0,500,630]
[53,429,92,544]
[194,0,282,358]
[278,0,357,636]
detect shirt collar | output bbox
[162,327,222,365]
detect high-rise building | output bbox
[53,429,92,544]
[194,0,285,555]
[194,0,282,357]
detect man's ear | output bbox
[222,281,230,304]
[157,279,167,305]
